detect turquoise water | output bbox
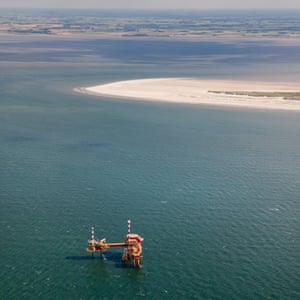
[1,22,300,299]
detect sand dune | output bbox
[78,78,300,110]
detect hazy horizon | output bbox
[1,0,300,10]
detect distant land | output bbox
[1,9,300,38]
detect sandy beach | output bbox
[79,78,300,110]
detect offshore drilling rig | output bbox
[86,219,143,268]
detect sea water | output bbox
[1,12,300,300]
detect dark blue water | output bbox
[1,14,300,299]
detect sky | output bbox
[1,0,300,9]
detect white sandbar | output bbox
[79,78,300,110]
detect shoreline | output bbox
[77,78,300,111]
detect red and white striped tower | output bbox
[91,226,95,241]
[127,219,131,236]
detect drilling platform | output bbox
[86,219,144,268]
